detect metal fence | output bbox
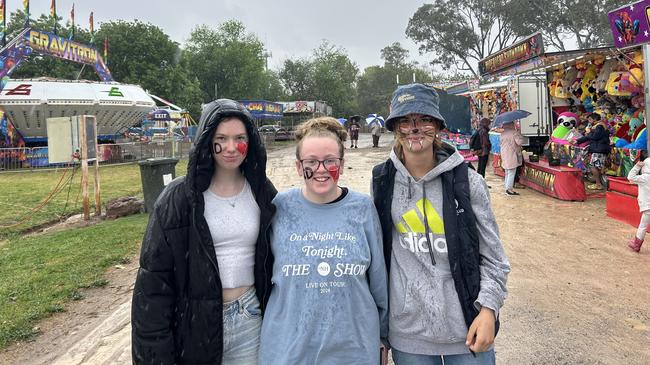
[0,140,194,171]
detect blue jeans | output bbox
[222,287,262,365]
[504,168,516,191]
[392,348,496,365]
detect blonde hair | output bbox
[295,117,348,159]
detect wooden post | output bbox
[80,116,90,221]
[92,116,102,216]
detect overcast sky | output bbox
[22,0,434,72]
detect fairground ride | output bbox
[0,27,157,145]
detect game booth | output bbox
[239,100,284,127]
[602,1,650,228]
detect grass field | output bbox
[0,160,187,349]
[0,160,188,239]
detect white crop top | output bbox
[202,180,260,289]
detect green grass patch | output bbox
[0,160,187,238]
[0,213,148,349]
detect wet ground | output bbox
[1,133,649,364]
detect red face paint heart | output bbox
[236,142,248,156]
[327,165,340,182]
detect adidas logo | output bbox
[395,198,444,234]
[395,198,447,254]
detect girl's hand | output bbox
[466,307,496,353]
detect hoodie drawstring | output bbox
[407,177,412,200]
[422,183,436,266]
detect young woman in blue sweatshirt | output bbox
[259,117,388,365]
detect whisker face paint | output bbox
[213,142,223,155]
[236,142,248,156]
[303,167,314,180]
[327,166,340,181]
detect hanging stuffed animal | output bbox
[549,69,564,97]
[596,59,617,92]
[580,63,600,102]
[570,62,587,100]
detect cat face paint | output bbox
[236,142,248,156]
[303,167,314,180]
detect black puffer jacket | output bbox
[576,123,611,154]
[131,99,277,365]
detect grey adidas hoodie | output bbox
[387,147,510,356]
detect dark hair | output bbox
[590,113,601,121]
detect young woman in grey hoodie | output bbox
[371,84,510,365]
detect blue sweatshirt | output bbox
[259,188,388,365]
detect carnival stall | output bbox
[602,1,650,227]
[239,100,284,127]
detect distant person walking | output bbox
[348,116,361,148]
[627,153,650,252]
[473,118,492,178]
[500,121,524,196]
[371,122,382,147]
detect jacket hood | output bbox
[186,99,267,201]
[389,141,464,183]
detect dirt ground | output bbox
[1,133,649,364]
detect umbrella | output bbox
[365,113,385,127]
[337,118,347,125]
[493,109,531,127]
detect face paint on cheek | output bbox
[327,166,340,181]
[236,142,248,156]
[213,142,223,155]
[303,167,314,180]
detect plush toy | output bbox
[629,52,644,89]
[624,128,648,150]
[631,93,644,108]
[628,116,643,139]
[596,59,618,92]
[580,63,600,102]
[548,70,560,97]
[571,62,587,99]
[557,67,577,99]
[552,111,580,139]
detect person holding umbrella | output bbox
[494,110,529,196]
[499,121,525,196]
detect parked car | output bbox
[258,125,293,141]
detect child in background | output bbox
[627,152,650,252]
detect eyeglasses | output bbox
[299,158,342,170]
[397,117,437,131]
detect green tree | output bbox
[507,0,630,50]
[406,0,524,77]
[356,43,438,118]
[278,41,358,116]
[184,20,267,102]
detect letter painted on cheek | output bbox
[236,142,248,156]
[303,167,314,180]
[213,142,223,155]
[327,166,340,182]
